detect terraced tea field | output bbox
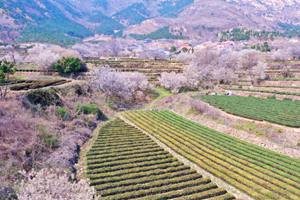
[85,58,184,83]
[9,79,70,91]
[86,119,234,200]
[201,95,300,127]
[222,86,300,97]
[121,110,300,199]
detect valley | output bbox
[2,51,300,199]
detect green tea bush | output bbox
[283,98,293,101]
[53,57,86,75]
[267,95,277,100]
[77,103,106,120]
[56,106,70,121]
[38,133,59,150]
[0,60,16,99]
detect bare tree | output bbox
[110,39,121,57]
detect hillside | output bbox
[1,0,300,45]
[0,0,193,45]
[127,0,300,40]
[3,39,300,199]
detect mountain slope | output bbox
[0,0,194,44]
[0,0,93,45]
[125,0,300,40]
[1,0,300,45]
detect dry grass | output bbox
[0,97,42,185]
[18,168,97,200]
[0,85,114,187]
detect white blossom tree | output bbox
[92,67,152,106]
[168,44,268,91]
[24,43,81,70]
[271,49,292,61]
[159,72,187,93]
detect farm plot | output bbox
[85,118,234,200]
[121,110,300,200]
[9,79,70,91]
[224,86,300,97]
[200,95,300,127]
[1,79,70,90]
[85,58,184,83]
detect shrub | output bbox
[18,169,97,200]
[36,125,59,149]
[190,99,220,120]
[77,103,106,120]
[0,187,18,200]
[0,60,16,99]
[281,67,294,78]
[22,89,63,110]
[45,127,92,169]
[190,99,211,114]
[0,99,39,183]
[73,84,87,96]
[267,95,277,100]
[56,106,70,121]
[53,57,86,75]
[0,60,16,80]
[170,46,177,52]
[38,133,59,150]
